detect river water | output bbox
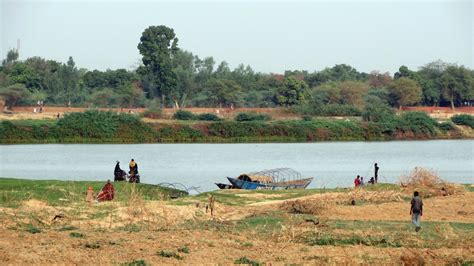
[0,140,472,192]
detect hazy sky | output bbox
[1,0,472,74]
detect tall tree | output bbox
[441,65,474,109]
[137,25,179,106]
[388,77,422,109]
[337,81,369,107]
[276,76,310,106]
[2,49,19,66]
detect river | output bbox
[0,140,472,192]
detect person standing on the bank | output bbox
[410,191,423,232]
[374,163,379,183]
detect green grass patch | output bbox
[234,256,261,266]
[26,224,41,234]
[58,225,78,231]
[121,259,148,266]
[177,246,190,254]
[0,178,187,207]
[157,250,183,260]
[69,232,85,238]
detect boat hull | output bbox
[227,177,313,190]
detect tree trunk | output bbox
[450,96,455,110]
[161,94,165,108]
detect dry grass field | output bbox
[0,175,473,265]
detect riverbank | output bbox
[1,110,473,144]
[0,178,472,264]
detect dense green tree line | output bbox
[1,25,472,110]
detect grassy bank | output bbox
[1,110,472,144]
[0,178,187,207]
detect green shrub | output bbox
[451,114,474,128]
[234,112,271,121]
[57,110,119,138]
[173,110,195,120]
[438,121,456,131]
[141,108,162,119]
[399,111,438,136]
[196,113,221,121]
[292,104,362,117]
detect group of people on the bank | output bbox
[114,159,140,183]
[351,162,425,232]
[86,159,140,203]
[354,163,379,187]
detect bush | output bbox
[234,112,271,122]
[173,110,195,120]
[141,108,162,119]
[438,121,455,131]
[451,114,474,128]
[399,111,438,136]
[292,104,362,117]
[196,113,221,121]
[57,110,119,138]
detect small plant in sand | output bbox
[26,224,41,234]
[122,259,148,266]
[177,245,190,254]
[234,256,261,266]
[69,232,85,238]
[157,250,183,260]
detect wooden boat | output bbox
[225,168,313,190]
[215,183,234,189]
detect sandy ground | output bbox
[0,190,473,265]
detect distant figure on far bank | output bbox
[410,191,423,232]
[354,175,361,188]
[360,176,365,186]
[129,159,140,183]
[374,163,379,183]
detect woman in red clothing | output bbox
[354,175,361,187]
[97,180,115,202]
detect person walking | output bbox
[410,191,423,232]
[374,163,379,183]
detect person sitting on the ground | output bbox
[97,180,115,202]
[114,161,126,181]
[368,177,375,185]
[86,186,94,203]
[128,159,140,183]
[129,159,138,175]
[354,175,361,187]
